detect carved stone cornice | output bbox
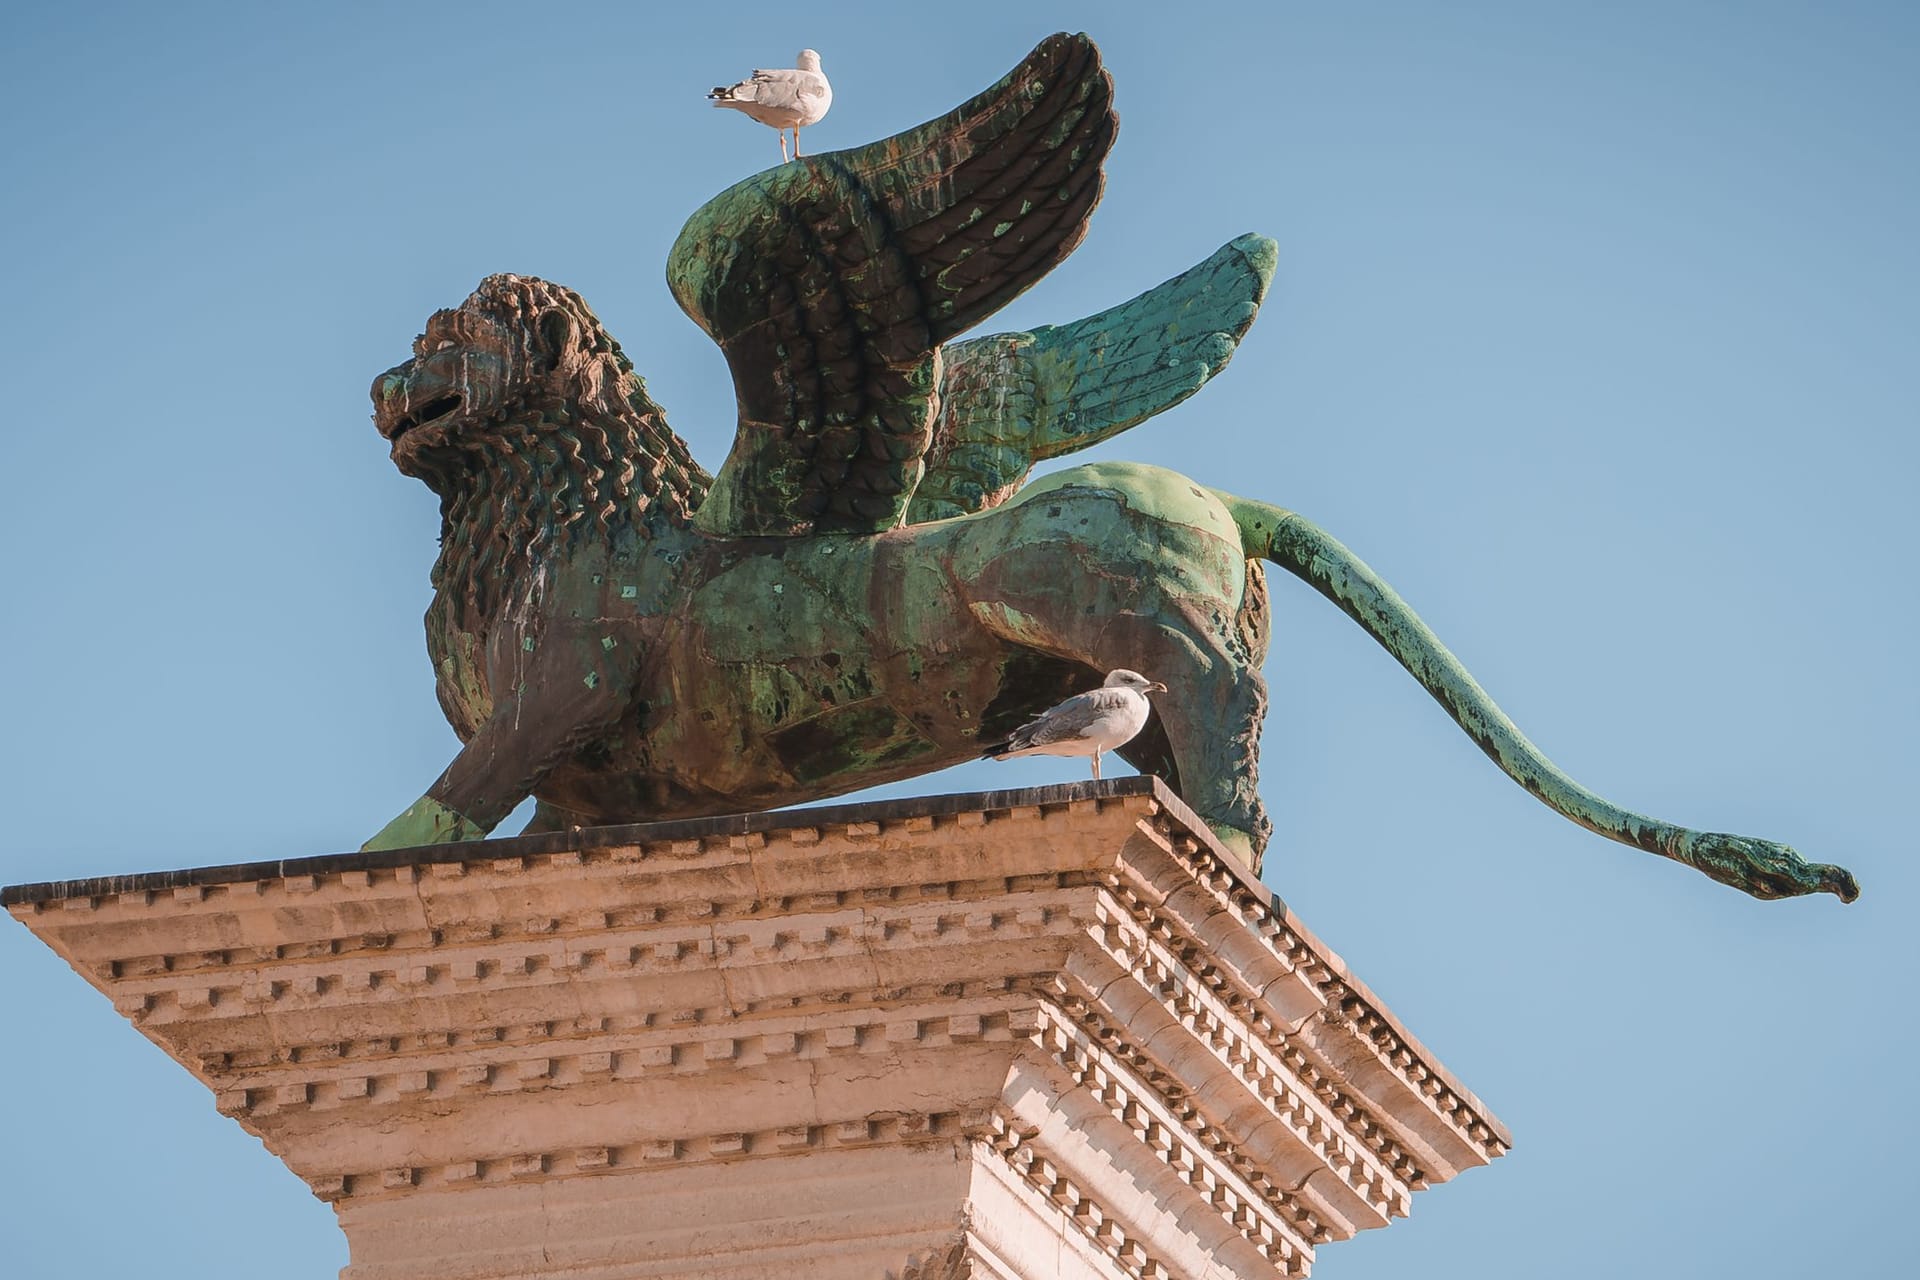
[7,777,1505,1279]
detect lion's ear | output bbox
[535,309,578,372]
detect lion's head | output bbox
[374,274,711,624]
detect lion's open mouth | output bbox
[390,394,464,441]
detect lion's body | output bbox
[424,459,1271,850]
[359,232,1855,901]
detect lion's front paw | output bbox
[1202,821,1262,872]
[1678,832,1860,902]
[361,796,489,853]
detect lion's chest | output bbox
[426,542,674,743]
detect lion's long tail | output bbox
[1212,490,1859,903]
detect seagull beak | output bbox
[1148,682,1168,694]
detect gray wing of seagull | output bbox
[1010,687,1137,747]
[709,58,831,128]
[740,68,813,113]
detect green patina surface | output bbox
[355,33,1856,904]
[363,795,488,851]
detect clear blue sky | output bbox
[2,2,1913,1276]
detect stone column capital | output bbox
[8,778,1505,1278]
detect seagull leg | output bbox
[794,128,803,158]
[779,132,790,163]
[1092,752,1102,781]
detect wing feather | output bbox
[908,233,1276,521]
[669,33,1117,536]
[1012,687,1132,746]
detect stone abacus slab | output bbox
[7,777,1507,1279]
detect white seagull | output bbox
[983,670,1169,780]
[708,49,833,162]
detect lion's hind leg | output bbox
[1103,562,1274,867]
[1131,614,1273,868]
[963,542,1274,868]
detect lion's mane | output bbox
[422,275,712,629]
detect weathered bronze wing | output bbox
[668,32,1116,536]
[907,233,1277,522]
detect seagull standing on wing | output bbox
[983,670,1168,780]
[708,49,833,162]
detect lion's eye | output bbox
[437,340,456,352]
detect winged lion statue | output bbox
[360,34,1857,903]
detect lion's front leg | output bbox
[362,631,636,852]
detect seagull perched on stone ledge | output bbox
[708,49,833,162]
[983,670,1169,780]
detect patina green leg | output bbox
[953,479,1273,867]
[362,796,489,852]
[1203,824,1261,866]
[360,622,637,852]
[1138,636,1271,869]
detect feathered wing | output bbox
[714,71,783,106]
[907,233,1277,522]
[989,687,1138,756]
[1015,689,1112,745]
[711,68,821,115]
[668,33,1116,536]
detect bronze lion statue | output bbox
[360,35,1855,902]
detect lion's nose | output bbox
[377,371,409,403]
